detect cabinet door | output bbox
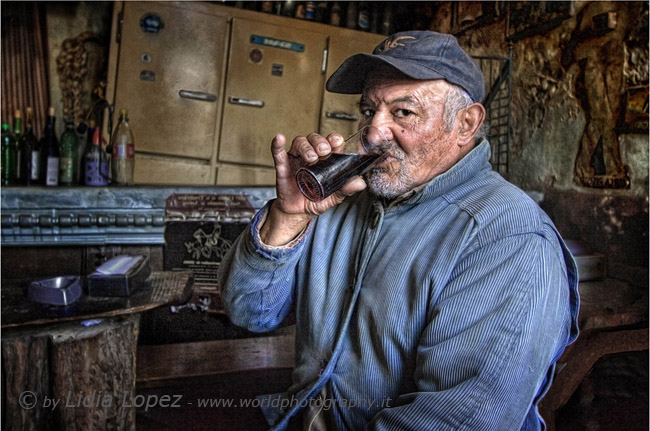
[320,32,385,139]
[218,18,327,167]
[113,2,227,160]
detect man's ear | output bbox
[457,103,486,147]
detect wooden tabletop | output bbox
[1,271,194,328]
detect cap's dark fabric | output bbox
[326,30,485,103]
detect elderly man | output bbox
[219,31,579,431]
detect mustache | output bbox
[383,143,405,161]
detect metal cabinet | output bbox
[218,18,327,168]
[107,2,384,186]
[112,2,228,163]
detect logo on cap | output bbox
[381,35,416,52]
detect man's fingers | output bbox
[327,133,346,153]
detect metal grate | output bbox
[473,55,512,179]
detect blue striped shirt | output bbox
[219,141,580,431]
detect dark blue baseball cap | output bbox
[326,30,485,103]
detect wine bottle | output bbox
[19,107,40,185]
[40,107,60,186]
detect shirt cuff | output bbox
[252,201,312,252]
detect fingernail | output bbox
[307,150,318,160]
[318,143,330,154]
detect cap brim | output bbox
[326,53,446,94]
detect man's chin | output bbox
[365,171,405,199]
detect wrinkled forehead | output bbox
[362,65,452,104]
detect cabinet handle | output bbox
[326,111,359,121]
[179,90,217,102]
[228,97,265,108]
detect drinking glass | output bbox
[294,126,390,202]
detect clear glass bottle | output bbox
[84,121,109,186]
[59,118,79,186]
[40,107,60,186]
[111,109,135,185]
[1,123,17,185]
[19,107,40,185]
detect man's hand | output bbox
[260,132,367,246]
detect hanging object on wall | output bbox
[55,32,103,125]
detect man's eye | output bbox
[394,109,413,118]
[361,108,374,118]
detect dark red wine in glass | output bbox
[296,152,387,202]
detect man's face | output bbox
[359,73,465,199]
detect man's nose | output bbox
[368,116,394,142]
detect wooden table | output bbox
[539,279,648,431]
[1,272,193,431]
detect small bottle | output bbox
[329,2,342,26]
[357,2,370,31]
[1,123,17,185]
[294,2,306,19]
[381,3,393,35]
[304,1,316,20]
[84,121,108,186]
[111,109,135,185]
[314,1,328,22]
[59,118,79,186]
[40,107,60,186]
[260,1,273,13]
[346,1,357,29]
[370,2,380,33]
[19,107,40,185]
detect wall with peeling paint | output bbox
[450,1,648,285]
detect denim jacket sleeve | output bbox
[367,229,577,431]
[218,200,313,332]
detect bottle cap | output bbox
[14,109,21,118]
[119,109,127,116]
[48,106,55,116]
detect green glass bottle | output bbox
[13,110,23,183]
[1,123,17,185]
[59,118,78,186]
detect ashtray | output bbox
[27,275,83,306]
